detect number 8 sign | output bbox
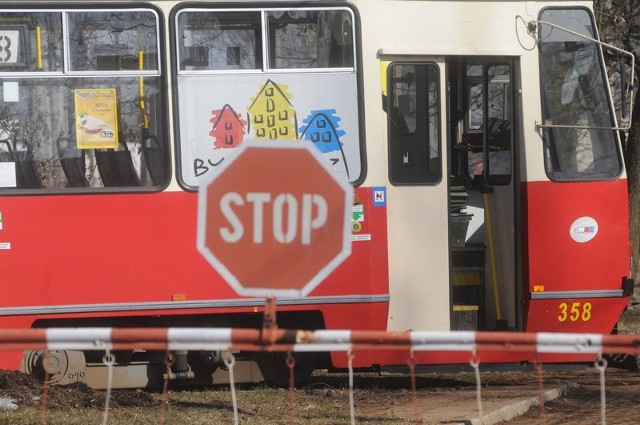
[0,30,19,64]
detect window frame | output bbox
[537,6,622,182]
[0,4,170,195]
[0,8,162,79]
[174,6,357,75]
[171,3,365,192]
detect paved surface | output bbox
[340,366,640,424]
[410,380,573,424]
[504,367,640,425]
[367,374,571,424]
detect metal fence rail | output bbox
[1,327,640,354]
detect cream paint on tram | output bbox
[354,1,596,331]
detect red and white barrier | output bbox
[1,328,639,354]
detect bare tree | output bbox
[595,0,640,282]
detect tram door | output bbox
[448,57,518,331]
[384,59,450,331]
[384,56,518,332]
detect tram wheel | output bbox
[255,351,317,387]
[21,349,86,385]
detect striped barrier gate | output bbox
[1,328,638,425]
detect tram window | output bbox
[0,9,168,193]
[68,11,159,72]
[0,12,62,72]
[177,11,261,71]
[387,63,441,185]
[538,8,621,181]
[266,10,354,69]
[174,6,362,190]
[176,9,354,72]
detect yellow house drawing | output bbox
[247,80,298,141]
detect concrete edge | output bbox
[468,382,580,425]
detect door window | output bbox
[463,61,512,186]
[387,63,441,185]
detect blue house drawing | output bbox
[299,109,349,179]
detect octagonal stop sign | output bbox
[197,141,353,297]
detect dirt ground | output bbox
[2,361,640,424]
[0,369,155,410]
[507,364,640,425]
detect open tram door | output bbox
[448,57,519,331]
[384,55,520,333]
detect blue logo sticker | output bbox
[372,187,386,206]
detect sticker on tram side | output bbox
[373,187,386,206]
[569,216,598,243]
[351,203,371,241]
[0,163,17,188]
[352,204,364,225]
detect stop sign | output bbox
[197,141,353,297]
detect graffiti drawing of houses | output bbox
[299,109,349,178]
[209,104,247,149]
[247,80,298,141]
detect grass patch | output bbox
[618,308,640,334]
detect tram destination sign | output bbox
[197,141,353,297]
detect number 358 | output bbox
[558,302,592,322]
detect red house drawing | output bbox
[209,104,247,149]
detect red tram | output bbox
[0,0,634,388]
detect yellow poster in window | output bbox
[74,88,118,149]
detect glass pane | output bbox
[390,68,416,135]
[267,9,354,69]
[539,8,620,180]
[0,12,62,72]
[68,11,158,72]
[468,82,483,130]
[388,63,440,185]
[177,11,261,71]
[0,76,166,189]
[487,64,511,181]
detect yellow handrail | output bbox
[36,26,42,69]
[139,50,148,128]
[483,191,502,322]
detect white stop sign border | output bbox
[196,140,354,298]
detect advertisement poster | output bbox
[74,88,118,149]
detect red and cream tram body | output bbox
[0,0,633,387]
